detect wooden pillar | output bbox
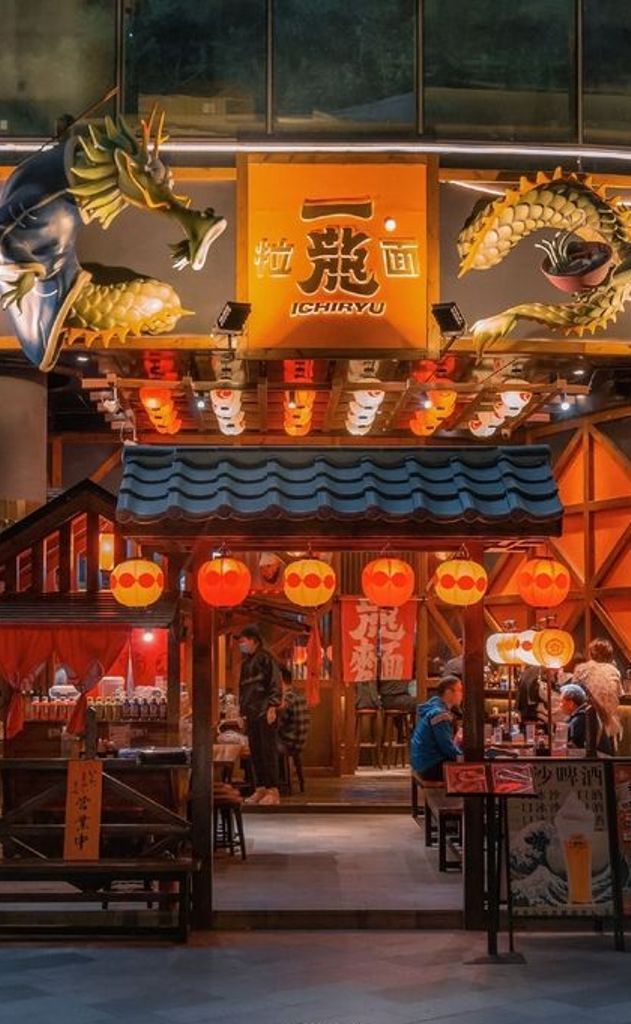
[416,553,430,702]
[58,520,72,594]
[462,541,486,929]
[191,550,213,929]
[167,621,181,745]
[30,539,44,594]
[331,595,344,775]
[85,509,100,594]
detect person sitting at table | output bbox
[410,675,463,783]
[559,683,589,749]
[277,667,310,792]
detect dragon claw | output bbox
[0,271,38,314]
[169,239,191,271]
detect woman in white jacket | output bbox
[572,638,622,752]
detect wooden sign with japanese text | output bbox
[241,158,430,352]
[63,759,103,860]
[341,599,415,684]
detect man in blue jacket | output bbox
[410,675,463,782]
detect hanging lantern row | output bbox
[468,391,531,439]
[410,384,457,437]
[487,628,574,669]
[411,356,457,384]
[346,360,384,436]
[210,353,246,435]
[283,359,314,384]
[198,556,252,607]
[111,558,164,608]
[139,387,182,435]
[362,558,415,608]
[434,558,488,606]
[517,557,570,608]
[284,389,316,437]
[283,558,337,607]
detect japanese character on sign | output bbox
[380,239,420,278]
[299,226,378,297]
[254,238,294,278]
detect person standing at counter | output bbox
[410,675,463,783]
[237,625,282,805]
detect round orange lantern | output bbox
[486,632,525,665]
[361,557,415,608]
[197,557,251,608]
[110,558,164,608]
[434,558,488,606]
[283,558,336,607]
[531,628,574,669]
[517,557,570,608]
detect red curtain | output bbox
[130,628,168,686]
[56,628,129,735]
[0,628,55,739]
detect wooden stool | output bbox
[381,709,411,768]
[213,797,246,860]
[355,709,382,768]
[279,749,305,795]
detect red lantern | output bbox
[434,558,488,606]
[283,558,336,607]
[111,558,164,608]
[517,557,570,608]
[197,557,251,607]
[362,557,415,608]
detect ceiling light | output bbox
[422,395,433,410]
[384,217,397,232]
[76,354,89,363]
[142,630,155,643]
[560,395,571,412]
[196,397,206,410]
[572,366,586,377]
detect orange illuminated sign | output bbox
[241,159,431,352]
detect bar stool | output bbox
[355,709,382,768]
[279,749,305,795]
[213,786,246,860]
[381,709,411,768]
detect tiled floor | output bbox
[282,769,410,807]
[214,812,462,911]
[0,930,628,1024]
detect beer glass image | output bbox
[555,792,595,905]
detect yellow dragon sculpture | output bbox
[457,168,631,349]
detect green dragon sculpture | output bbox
[0,107,225,368]
[457,168,631,349]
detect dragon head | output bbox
[68,107,226,271]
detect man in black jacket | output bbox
[237,625,282,805]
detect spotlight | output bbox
[560,395,571,412]
[215,301,252,336]
[572,367,586,377]
[287,390,297,410]
[196,396,206,410]
[422,394,433,410]
[76,354,89,364]
[431,302,466,339]
[384,217,397,232]
[142,630,155,643]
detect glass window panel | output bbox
[124,0,266,136]
[274,0,416,133]
[0,0,115,137]
[424,0,575,141]
[584,1,631,145]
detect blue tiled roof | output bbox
[117,446,562,537]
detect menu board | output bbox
[507,762,613,917]
[445,762,535,796]
[612,762,631,914]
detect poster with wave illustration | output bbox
[507,762,614,917]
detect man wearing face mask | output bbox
[237,625,282,805]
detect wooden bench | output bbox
[0,858,195,941]
[411,770,463,872]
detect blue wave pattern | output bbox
[117,445,562,529]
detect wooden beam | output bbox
[462,541,486,930]
[191,547,213,929]
[30,540,44,595]
[89,448,121,485]
[50,438,63,490]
